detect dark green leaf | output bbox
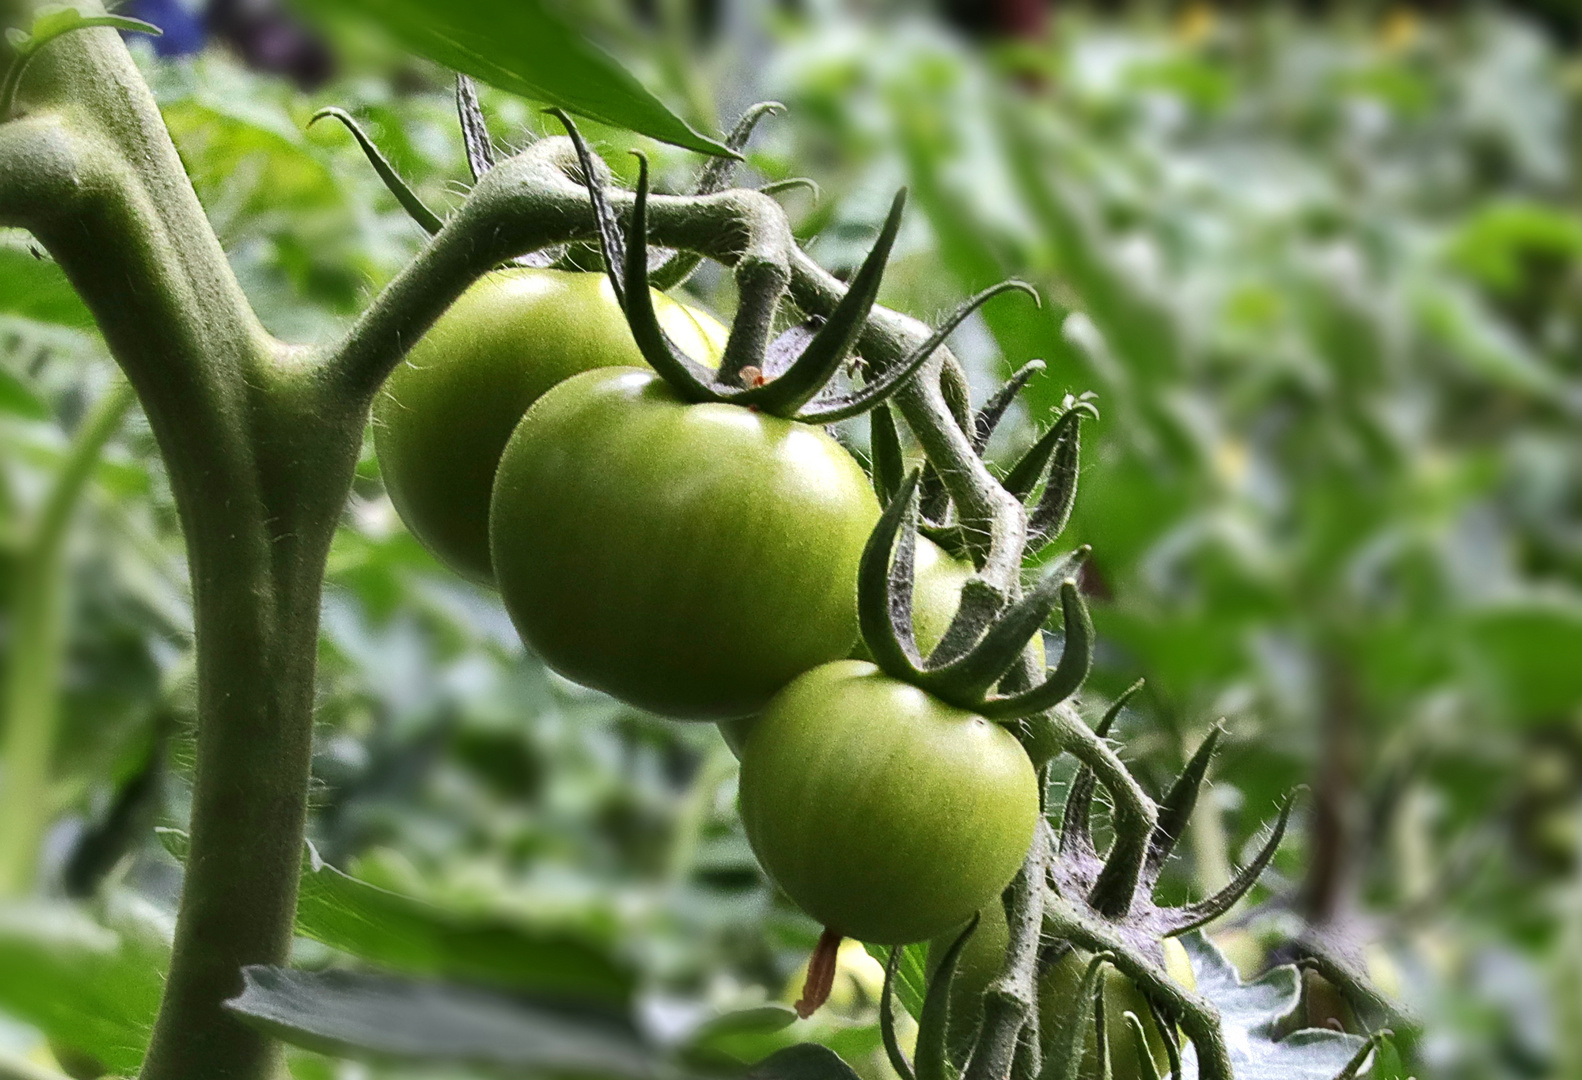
[0,246,94,328]
[289,0,732,156]
[226,967,654,1076]
[159,830,632,1008]
[746,1044,864,1080]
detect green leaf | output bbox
[864,941,928,1021]
[226,967,655,1076]
[0,896,170,1073]
[16,8,161,53]
[746,1044,864,1080]
[158,830,633,1009]
[289,0,732,157]
[0,244,94,328]
[1464,591,1582,722]
[1177,932,1369,1080]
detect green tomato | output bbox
[490,368,880,720]
[374,268,726,584]
[930,907,1195,1079]
[739,660,1039,944]
[851,536,1045,666]
[1038,940,1195,1080]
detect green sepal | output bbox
[976,583,1094,720]
[1060,682,1137,860]
[857,469,927,681]
[1123,1012,1162,1080]
[1147,1000,1183,1080]
[1027,403,1092,552]
[618,152,725,398]
[455,74,496,182]
[549,110,633,305]
[1166,791,1299,935]
[870,403,905,504]
[1001,399,1098,504]
[649,102,783,291]
[1146,724,1222,877]
[919,546,1089,706]
[881,947,917,1080]
[733,190,905,416]
[760,177,820,201]
[916,914,979,1080]
[1041,951,1112,1080]
[309,108,445,236]
[1093,978,1110,1080]
[971,359,1046,455]
[797,280,1037,423]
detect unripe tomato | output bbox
[374,269,726,583]
[1038,940,1195,1080]
[490,369,880,719]
[851,537,1044,666]
[738,660,1038,944]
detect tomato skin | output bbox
[374,269,726,584]
[739,660,1038,944]
[490,368,880,720]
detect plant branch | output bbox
[965,825,1049,1080]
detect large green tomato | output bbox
[739,660,1038,944]
[489,368,880,720]
[374,269,726,584]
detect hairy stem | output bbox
[965,826,1049,1080]
[0,380,135,896]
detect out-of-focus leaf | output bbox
[1178,932,1369,1080]
[1464,592,1582,722]
[1414,280,1573,408]
[0,895,170,1073]
[746,1044,864,1080]
[0,246,93,328]
[289,0,731,156]
[683,1005,800,1066]
[159,830,633,1008]
[0,366,47,419]
[226,967,654,1075]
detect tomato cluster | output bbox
[375,264,1045,965]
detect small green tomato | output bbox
[739,660,1039,945]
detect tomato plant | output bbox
[490,367,881,719]
[374,268,726,583]
[738,659,1039,945]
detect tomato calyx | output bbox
[856,469,1097,723]
[555,110,1038,424]
[794,928,845,1019]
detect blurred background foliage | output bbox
[1,2,1580,1079]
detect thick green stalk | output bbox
[0,380,135,896]
[1,17,361,1079]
